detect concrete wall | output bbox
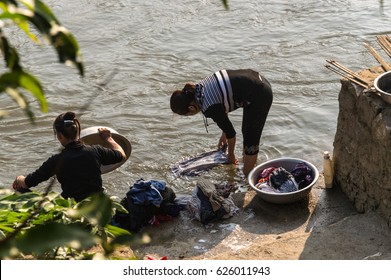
[333,67,391,226]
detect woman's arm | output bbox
[98,128,126,160]
[12,175,29,192]
[221,133,237,164]
[206,105,237,164]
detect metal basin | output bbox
[80,126,131,174]
[248,157,319,204]
[374,70,391,104]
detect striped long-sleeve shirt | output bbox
[198,70,235,114]
[195,69,267,139]
[195,69,237,138]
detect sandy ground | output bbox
[117,175,391,260]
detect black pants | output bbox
[242,74,273,155]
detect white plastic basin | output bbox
[80,126,131,174]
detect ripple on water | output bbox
[1,0,389,197]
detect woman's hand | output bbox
[98,128,127,160]
[12,175,29,192]
[98,128,112,142]
[218,132,228,149]
[219,133,238,165]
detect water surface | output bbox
[0,0,389,196]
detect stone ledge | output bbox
[333,65,391,224]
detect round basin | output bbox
[248,157,319,204]
[374,70,391,104]
[80,126,131,174]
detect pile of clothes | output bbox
[112,178,240,232]
[255,162,314,193]
[112,178,182,232]
[185,179,239,225]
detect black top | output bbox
[25,141,124,201]
[197,69,264,139]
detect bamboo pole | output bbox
[325,59,371,86]
[363,42,391,72]
[325,64,369,88]
[376,35,391,58]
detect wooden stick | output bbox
[376,35,391,58]
[326,60,361,78]
[377,35,391,56]
[363,42,391,71]
[381,35,391,46]
[325,64,369,88]
[325,60,371,86]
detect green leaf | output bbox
[44,191,61,202]
[0,192,19,202]
[112,232,150,248]
[70,193,113,227]
[17,71,46,109]
[20,0,60,25]
[2,4,84,77]
[221,0,229,10]
[31,212,58,225]
[0,70,47,112]
[111,199,128,214]
[13,5,51,36]
[0,1,18,8]
[15,222,96,255]
[104,224,131,237]
[4,87,28,109]
[0,12,40,43]
[0,224,17,233]
[14,2,84,76]
[1,0,84,121]
[0,192,43,214]
[0,210,29,224]
[50,28,84,76]
[53,196,73,208]
[0,191,40,202]
[0,32,21,71]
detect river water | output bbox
[0,0,390,197]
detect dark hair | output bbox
[170,83,196,115]
[53,112,81,140]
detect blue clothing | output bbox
[127,179,166,207]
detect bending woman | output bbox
[12,112,127,202]
[170,69,273,177]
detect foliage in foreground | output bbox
[0,0,83,121]
[0,189,144,259]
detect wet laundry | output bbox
[290,162,314,189]
[126,179,167,207]
[112,178,183,232]
[186,178,239,225]
[171,145,228,177]
[269,167,298,193]
[255,162,314,193]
